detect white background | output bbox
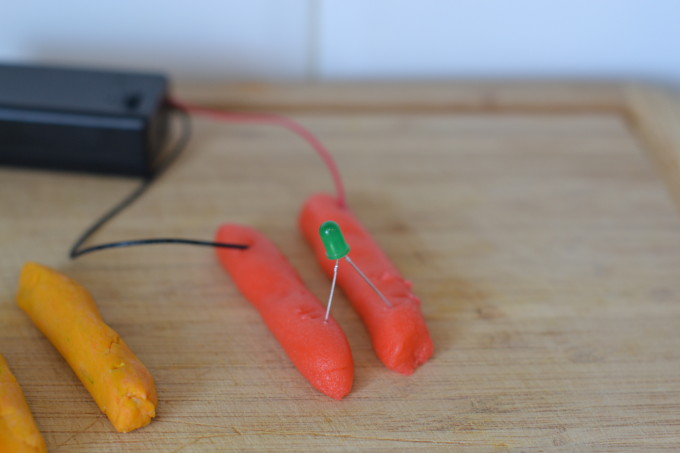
[1,0,678,85]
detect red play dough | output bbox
[299,193,433,375]
[215,224,353,400]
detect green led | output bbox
[319,221,350,260]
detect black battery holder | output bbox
[0,63,169,177]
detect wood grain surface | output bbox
[1,83,680,452]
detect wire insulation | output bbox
[69,106,247,258]
[167,98,346,208]
[75,238,248,255]
[69,99,348,259]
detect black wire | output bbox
[69,105,248,259]
[74,239,248,255]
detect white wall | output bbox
[2,0,678,85]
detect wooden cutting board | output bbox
[1,83,680,452]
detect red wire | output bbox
[167,98,346,208]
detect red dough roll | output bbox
[215,224,353,400]
[299,193,433,375]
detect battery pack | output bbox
[0,63,169,177]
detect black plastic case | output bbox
[0,63,169,177]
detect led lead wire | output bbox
[320,220,392,322]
